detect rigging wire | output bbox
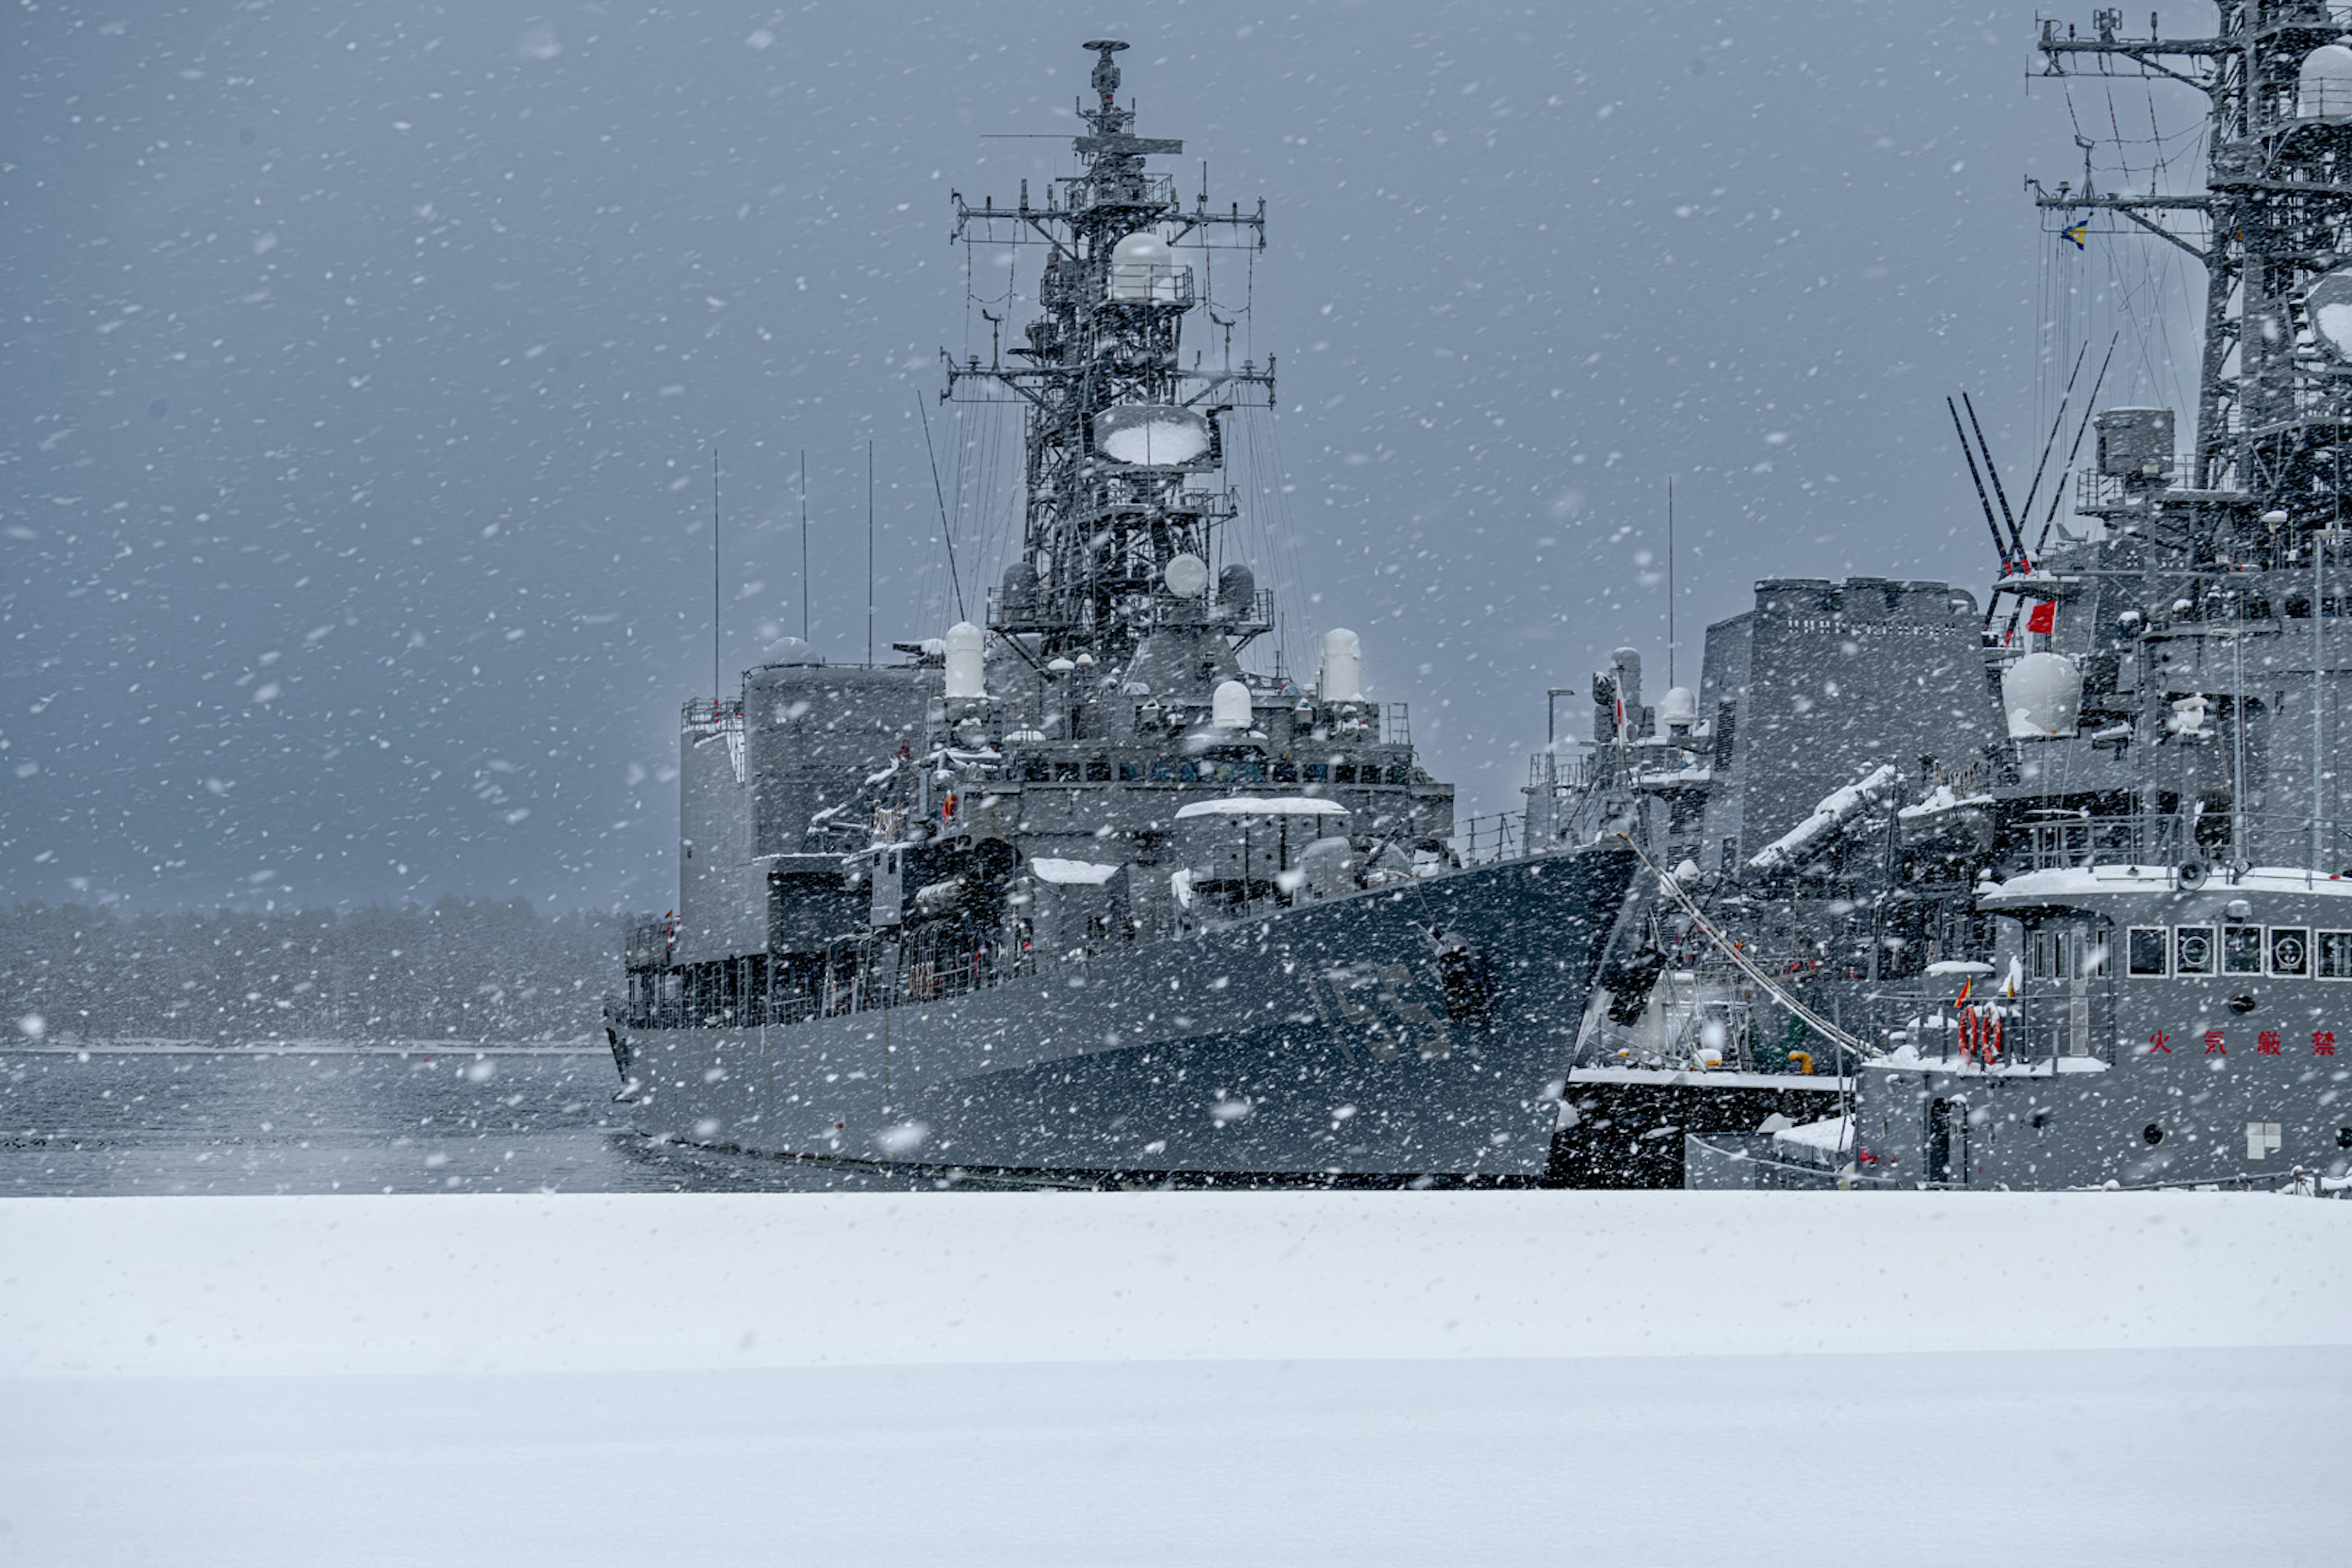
[916,391,967,622]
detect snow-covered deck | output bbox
[1979,863,2352,908]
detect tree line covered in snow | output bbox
[1,899,621,1044]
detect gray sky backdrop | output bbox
[4,1,2205,913]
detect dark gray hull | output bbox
[612,845,1637,1180]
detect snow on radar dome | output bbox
[1106,230,1178,300]
[2002,650,2082,739]
[2300,43,2352,118]
[1095,404,1211,465]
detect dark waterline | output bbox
[0,1047,930,1196]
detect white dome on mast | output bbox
[2300,44,2352,119]
[1107,231,1174,301]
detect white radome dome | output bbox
[2002,651,2082,739]
[1107,231,1175,301]
[2300,44,2352,119]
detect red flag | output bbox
[2026,601,2056,635]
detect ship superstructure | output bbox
[608,42,1646,1183]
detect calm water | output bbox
[0,1047,927,1195]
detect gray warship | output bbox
[605,41,1667,1183]
[1528,5,2350,1193]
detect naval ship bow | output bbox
[607,41,1638,1183]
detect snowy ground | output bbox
[4,1192,2347,1565]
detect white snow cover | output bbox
[1029,856,1121,886]
[1873,1042,2111,1076]
[7,1192,2343,1374]
[1772,1115,1856,1155]
[1567,1066,1845,1093]
[2,1194,2345,1566]
[1980,864,2352,904]
[1896,783,1994,820]
[1172,795,1348,820]
[1746,763,1899,874]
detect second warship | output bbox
[1517,5,2352,1194]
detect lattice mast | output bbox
[944,40,1274,658]
[2035,5,2352,538]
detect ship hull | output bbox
[612,846,1637,1180]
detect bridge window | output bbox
[2127,927,2168,977]
[2175,925,2216,976]
[2222,924,2264,975]
[2320,930,2352,979]
[2270,927,2311,977]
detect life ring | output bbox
[1958,1006,2003,1063]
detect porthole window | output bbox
[2143,1123,2166,1146]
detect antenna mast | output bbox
[799,448,810,645]
[710,444,721,698]
[943,39,1273,662]
[866,439,876,667]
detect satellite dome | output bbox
[2309,268,2352,359]
[2301,44,2352,119]
[1659,685,1699,729]
[2002,651,2082,739]
[1106,231,1173,300]
[760,635,816,665]
[1163,553,1211,597]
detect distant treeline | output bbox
[1,898,624,1044]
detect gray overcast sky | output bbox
[3,1,2201,913]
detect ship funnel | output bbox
[943,621,987,699]
[1211,679,1253,729]
[2002,651,2082,739]
[1319,628,1363,703]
